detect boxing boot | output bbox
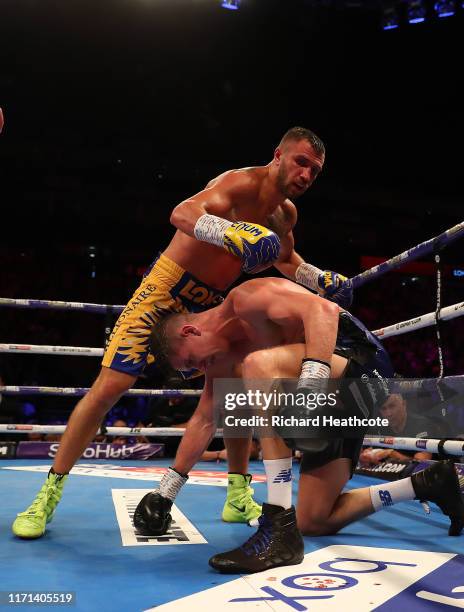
[412,460,464,536]
[210,502,304,573]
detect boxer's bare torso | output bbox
[169,278,345,379]
[163,167,296,290]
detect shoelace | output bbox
[241,514,272,556]
[233,486,256,510]
[22,485,49,516]
[22,479,62,516]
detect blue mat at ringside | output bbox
[1,459,463,612]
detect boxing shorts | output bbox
[299,310,395,476]
[102,253,223,377]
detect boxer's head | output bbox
[379,393,407,432]
[274,127,325,198]
[151,312,228,372]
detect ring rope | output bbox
[434,252,445,379]
[1,427,463,456]
[0,344,103,356]
[1,221,463,313]
[349,220,464,288]
[0,298,124,314]
[0,424,222,437]
[372,300,464,338]
[0,386,201,397]
[1,300,463,357]
[364,436,464,457]
[1,375,462,398]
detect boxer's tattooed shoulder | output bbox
[266,202,295,238]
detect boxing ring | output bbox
[1,222,464,611]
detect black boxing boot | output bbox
[411,460,464,536]
[209,503,304,574]
[133,491,173,536]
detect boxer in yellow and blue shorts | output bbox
[103,253,223,377]
[12,126,354,540]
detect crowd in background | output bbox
[1,247,463,456]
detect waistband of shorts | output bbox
[146,253,224,303]
[335,312,394,376]
[145,253,188,281]
[335,312,381,364]
[337,311,380,348]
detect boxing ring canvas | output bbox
[1,458,463,611]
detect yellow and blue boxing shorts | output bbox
[102,253,224,377]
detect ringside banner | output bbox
[15,441,164,460]
[0,442,16,459]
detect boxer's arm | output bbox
[267,202,311,278]
[271,202,304,276]
[170,172,241,236]
[275,230,353,308]
[170,171,281,273]
[270,289,339,368]
[264,285,339,385]
[272,201,352,308]
[392,450,432,462]
[273,236,306,279]
[172,374,218,475]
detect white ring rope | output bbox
[1,377,462,398]
[1,300,463,357]
[1,428,463,455]
[0,344,103,356]
[0,386,201,397]
[0,424,222,437]
[372,300,464,339]
[364,436,464,457]
[0,298,124,314]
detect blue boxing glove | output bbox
[194,214,280,273]
[319,271,353,309]
[295,263,353,308]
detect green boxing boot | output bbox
[222,473,262,523]
[12,471,68,539]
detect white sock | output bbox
[263,457,293,509]
[369,477,415,512]
[159,467,188,502]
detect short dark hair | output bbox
[279,126,325,157]
[149,312,180,360]
[147,312,185,377]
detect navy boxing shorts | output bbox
[300,311,394,477]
